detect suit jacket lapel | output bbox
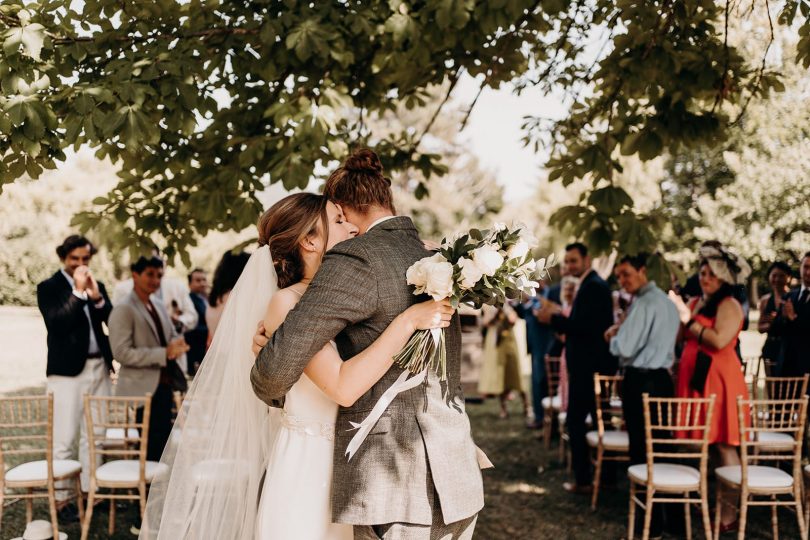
[129,292,161,343]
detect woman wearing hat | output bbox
[670,244,752,532]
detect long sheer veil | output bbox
[140,245,279,539]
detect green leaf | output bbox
[587,186,633,214]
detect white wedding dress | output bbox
[256,368,353,540]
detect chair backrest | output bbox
[642,395,716,482]
[762,376,809,401]
[0,394,53,479]
[738,396,808,472]
[544,355,561,398]
[84,394,152,475]
[594,374,624,437]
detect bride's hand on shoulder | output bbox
[251,320,269,358]
[400,299,454,333]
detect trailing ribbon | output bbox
[345,368,428,461]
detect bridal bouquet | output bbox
[394,223,554,381]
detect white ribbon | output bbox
[345,368,427,461]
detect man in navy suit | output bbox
[184,268,209,376]
[37,235,113,519]
[514,281,554,430]
[773,252,810,378]
[537,242,617,494]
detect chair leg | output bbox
[48,483,59,539]
[81,488,95,540]
[109,490,116,535]
[684,498,692,540]
[771,495,779,540]
[714,483,723,540]
[543,411,552,450]
[642,489,654,540]
[627,481,636,540]
[591,447,602,510]
[701,488,712,540]
[796,483,808,540]
[139,481,147,519]
[737,489,748,540]
[74,476,85,521]
[0,483,5,534]
[25,489,33,523]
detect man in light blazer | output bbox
[109,256,189,461]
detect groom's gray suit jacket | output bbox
[251,216,484,527]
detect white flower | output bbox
[516,274,540,296]
[457,257,484,289]
[472,245,505,276]
[406,257,430,289]
[507,240,530,261]
[422,253,454,300]
[492,222,507,232]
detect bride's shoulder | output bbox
[263,287,303,333]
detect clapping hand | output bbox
[604,324,620,342]
[535,298,561,324]
[167,336,190,360]
[783,298,797,321]
[668,290,692,324]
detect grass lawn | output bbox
[1,391,801,539]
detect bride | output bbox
[140,193,452,539]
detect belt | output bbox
[624,366,669,373]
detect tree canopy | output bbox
[1,0,808,262]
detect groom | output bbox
[250,149,483,539]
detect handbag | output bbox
[689,350,712,393]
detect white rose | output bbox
[422,253,454,300]
[472,245,504,277]
[457,257,484,289]
[507,240,530,261]
[406,258,430,291]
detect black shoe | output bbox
[57,503,80,524]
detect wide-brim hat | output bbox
[699,245,752,285]
[11,519,68,540]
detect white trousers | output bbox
[46,358,111,499]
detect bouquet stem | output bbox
[393,328,447,381]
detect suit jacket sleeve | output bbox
[251,242,378,405]
[37,279,86,330]
[109,305,168,368]
[550,280,612,340]
[89,282,113,323]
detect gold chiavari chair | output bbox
[754,377,810,452]
[588,374,628,510]
[627,395,715,540]
[0,394,83,539]
[82,394,167,540]
[715,396,808,540]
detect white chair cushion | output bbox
[558,412,567,425]
[542,395,562,411]
[5,459,81,482]
[628,463,700,490]
[587,430,629,451]
[95,460,168,484]
[105,428,140,440]
[715,465,794,490]
[756,431,795,450]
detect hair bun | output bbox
[343,148,383,175]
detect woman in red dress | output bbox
[671,244,752,531]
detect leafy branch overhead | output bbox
[1,0,808,262]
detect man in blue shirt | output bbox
[604,253,680,539]
[514,282,554,430]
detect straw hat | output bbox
[10,520,68,540]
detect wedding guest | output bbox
[757,261,792,368]
[514,281,555,429]
[113,263,198,373]
[109,256,190,461]
[670,244,751,532]
[184,268,209,376]
[604,253,679,539]
[478,304,529,419]
[206,250,251,343]
[537,242,617,495]
[771,252,810,378]
[37,235,113,521]
[556,275,580,413]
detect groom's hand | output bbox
[252,321,269,358]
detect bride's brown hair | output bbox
[257,193,329,288]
